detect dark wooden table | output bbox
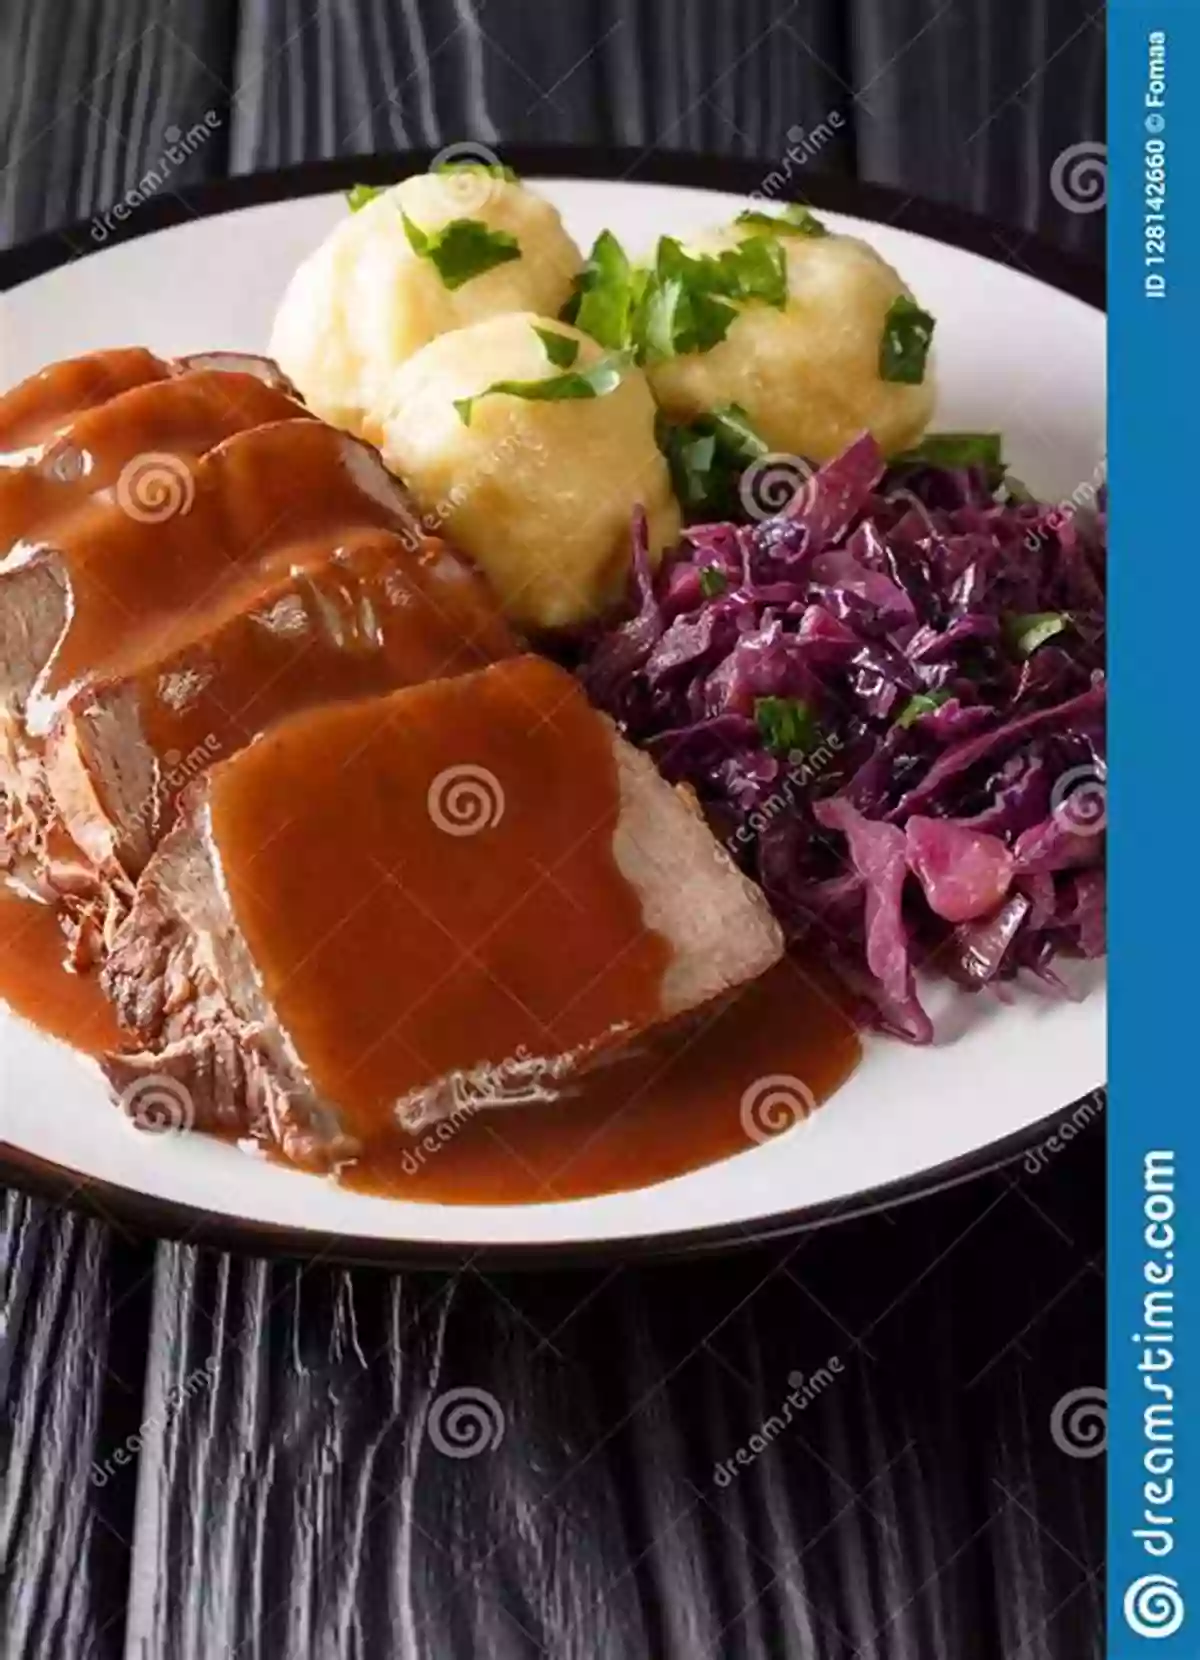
[0,4,1106,1656]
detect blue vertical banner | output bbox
[1109,2,1199,1652]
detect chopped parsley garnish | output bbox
[563,230,642,351]
[634,233,789,364]
[897,432,1003,472]
[698,565,729,598]
[755,696,821,756]
[1004,612,1071,657]
[346,183,386,212]
[896,689,953,727]
[399,211,521,290]
[454,354,624,426]
[735,203,827,237]
[533,325,580,368]
[658,403,769,520]
[879,295,936,385]
[716,235,789,305]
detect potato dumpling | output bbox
[269,172,584,439]
[647,226,936,462]
[377,313,681,630]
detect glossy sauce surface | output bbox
[69,534,517,870]
[0,353,861,1206]
[30,421,431,712]
[0,888,123,1055]
[0,369,304,557]
[342,953,860,1204]
[0,348,168,453]
[212,656,674,1133]
[0,876,859,1203]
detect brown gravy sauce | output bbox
[0,885,858,1205]
[212,657,676,1123]
[0,349,168,454]
[341,954,860,1205]
[0,352,861,1207]
[0,887,122,1056]
[130,536,516,867]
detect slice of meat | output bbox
[3,418,431,728]
[46,534,519,883]
[101,656,784,1169]
[0,382,434,909]
[0,367,307,562]
[0,349,170,453]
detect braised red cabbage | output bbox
[581,434,1106,1041]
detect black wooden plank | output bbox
[849,0,1107,257]
[123,1133,1103,1660]
[0,0,237,251]
[225,0,853,177]
[0,1194,157,1660]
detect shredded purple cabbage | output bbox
[580,434,1106,1042]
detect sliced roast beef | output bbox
[1,414,437,897]
[102,656,784,1169]
[0,348,171,451]
[0,350,308,887]
[46,532,518,889]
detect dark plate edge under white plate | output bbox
[0,148,1106,1265]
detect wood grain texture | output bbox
[849,0,1106,256]
[224,0,853,176]
[108,1132,1103,1660]
[0,2,1107,1656]
[0,1195,156,1659]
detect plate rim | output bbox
[0,147,1106,1264]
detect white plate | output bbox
[0,158,1106,1259]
